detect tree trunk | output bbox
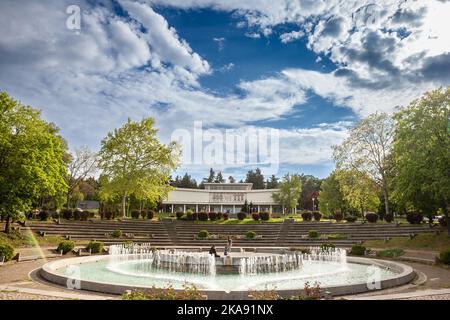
[66,192,71,209]
[121,192,127,218]
[443,204,450,236]
[4,215,11,233]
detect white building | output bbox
[162,183,281,214]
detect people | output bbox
[227,236,233,249]
[209,245,220,257]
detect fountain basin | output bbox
[39,249,415,299]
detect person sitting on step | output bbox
[209,245,220,258]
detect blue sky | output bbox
[0,0,449,182]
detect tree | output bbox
[228,175,236,183]
[172,173,197,188]
[0,92,68,232]
[266,175,279,189]
[206,168,215,183]
[333,112,394,217]
[392,87,450,234]
[66,147,97,208]
[245,168,265,189]
[215,171,225,183]
[98,118,180,218]
[318,172,346,216]
[272,173,302,214]
[336,170,380,220]
[299,174,321,210]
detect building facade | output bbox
[162,183,282,214]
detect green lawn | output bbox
[364,232,450,252]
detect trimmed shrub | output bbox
[252,213,260,221]
[86,241,104,254]
[438,217,447,227]
[313,211,322,222]
[384,214,394,223]
[216,212,222,220]
[51,211,60,220]
[320,243,335,252]
[73,210,82,220]
[39,210,49,221]
[186,211,193,221]
[406,212,423,224]
[237,212,247,220]
[131,210,141,219]
[365,212,379,223]
[112,229,122,238]
[308,230,319,238]
[439,249,450,265]
[345,216,357,223]
[333,212,344,222]
[79,211,89,221]
[260,211,271,221]
[222,213,229,220]
[88,211,95,219]
[176,211,184,220]
[147,210,155,220]
[246,231,257,239]
[197,230,209,239]
[198,212,208,221]
[57,241,75,255]
[351,244,366,256]
[62,209,73,220]
[208,212,217,221]
[301,211,313,221]
[0,243,14,262]
[105,211,114,220]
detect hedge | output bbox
[57,241,75,255]
[252,213,260,221]
[260,211,271,221]
[301,211,312,221]
[351,244,366,256]
[86,241,104,254]
[365,212,379,223]
[237,212,247,220]
[0,243,14,262]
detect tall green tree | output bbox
[299,174,321,210]
[0,92,68,232]
[318,171,346,216]
[266,175,279,189]
[245,168,265,189]
[215,171,225,183]
[333,112,394,216]
[228,175,236,183]
[392,87,450,234]
[272,173,302,214]
[98,118,180,218]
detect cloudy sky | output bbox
[0,0,449,181]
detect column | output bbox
[220,204,223,213]
[270,205,272,213]
[257,205,260,212]
[171,205,174,214]
[183,204,186,213]
[233,205,236,213]
[196,204,198,212]
[282,205,285,214]
[208,205,211,212]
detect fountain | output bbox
[39,244,415,299]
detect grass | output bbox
[0,229,64,248]
[377,248,405,258]
[364,232,450,252]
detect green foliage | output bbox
[301,211,312,221]
[197,230,209,239]
[439,249,450,265]
[175,211,184,220]
[237,212,247,220]
[345,216,357,223]
[122,284,205,300]
[308,230,319,238]
[365,212,379,223]
[98,117,180,218]
[246,230,257,239]
[86,241,104,254]
[320,243,335,252]
[318,172,347,216]
[0,92,68,232]
[327,234,348,240]
[260,212,271,221]
[112,229,122,238]
[351,244,366,256]
[0,243,14,261]
[272,173,302,214]
[406,212,423,224]
[377,248,404,258]
[57,240,75,254]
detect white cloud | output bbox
[280,30,304,43]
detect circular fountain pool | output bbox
[40,245,415,299]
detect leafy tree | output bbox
[299,174,321,210]
[333,112,394,216]
[318,171,347,216]
[206,168,215,183]
[228,175,236,183]
[245,168,265,189]
[272,173,302,214]
[392,87,450,234]
[241,199,249,213]
[98,118,180,218]
[336,170,380,220]
[215,171,225,183]
[172,173,197,189]
[266,175,279,189]
[0,92,68,232]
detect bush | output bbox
[197,230,209,239]
[345,216,357,223]
[57,241,75,255]
[86,241,104,254]
[313,211,322,221]
[384,214,394,223]
[320,243,335,252]
[246,231,257,239]
[62,209,73,220]
[308,230,319,238]
[222,213,229,220]
[208,212,217,221]
[73,210,82,220]
[301,211,312,221]
[351,244,366,256]
[198,212,208,221]
[252,213,260,221]
[79,211,89,221]
[176,211,184,220]
[327,234,348,240]
[147,210,155,220]
[237,212,247,220]
[260,211,271,221]
[131,210,141,219]
[105,211,114,220]
[377,248,404,258]
[439,249,450,265]
[438,217,447,227]
[112,229,122,238]
[51,211,60,220]
[365,212,379,223]
[38,210,49,221]
[0,243,15,262]
[333,212,344,222]
[406,212,423,224]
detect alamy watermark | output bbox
[66,5,81,31]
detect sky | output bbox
[0,0,449,181]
